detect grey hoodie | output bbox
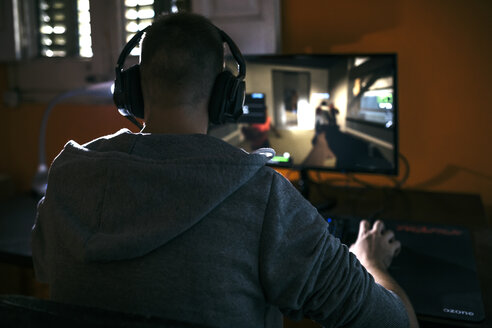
[32,129,408,327]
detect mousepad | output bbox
[328,218,486,323]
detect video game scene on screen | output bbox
[209,54,398,174]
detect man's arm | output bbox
[259,172,411,327]
[349,220,419,328]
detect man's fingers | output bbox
[358,220,371,237]
[372,220,385,234]
[383,230,395,242]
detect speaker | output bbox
[113,24,246,127]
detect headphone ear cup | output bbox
[209,71,232,124]
[209,71,245,124]
[233,81,246,119]
[120,65,145,119]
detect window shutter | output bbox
[123,0,190,56]
[37,0,92,57]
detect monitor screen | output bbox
[210,54,398,175]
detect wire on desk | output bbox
[391,153,410,189]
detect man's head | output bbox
[139,13,223,120]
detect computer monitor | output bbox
[210,54,398,175]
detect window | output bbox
[37,0,92,58]
[123,0,191,56]
[123,0,155,56]
[77,0,92,57]
[35,0,192,58]
[7,0,231,102]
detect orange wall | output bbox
[282,0,492,219]
[0,91,137,193]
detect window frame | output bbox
[7,0,126,102]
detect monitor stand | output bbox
[298,169,337,211]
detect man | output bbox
[327,103,340,127]
[32,13,418,327]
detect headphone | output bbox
[113,25,246,128]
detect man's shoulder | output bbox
[80,129,135,150]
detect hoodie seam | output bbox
[98,166,112,231]
[64,134,268,165]
[62,145,268,167]
[83,165,111,255]
[128,133,139,154]
[258,170,276,307]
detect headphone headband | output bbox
[117,29,147,68]
[217,29,245,80]
[115,27,244,83]
[113,19,246,127]
[114,27,148,90]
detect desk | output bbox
[0,195,38,267]
[1,189,490,327]
[308,186,491,328]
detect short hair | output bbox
[140,13,223,110]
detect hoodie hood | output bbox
[39,129,271,263]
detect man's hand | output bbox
[349,220,401,271]
[349,220,419,328]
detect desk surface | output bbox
[309,186,491,328]
[0,195,38,266]
[309,186,489,227]
[1,188,490,327]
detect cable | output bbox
[126,115,143,130]
[346,173,378,188]
[33,81,114,196]
[37,81,114,168]
[392,153,410,189]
